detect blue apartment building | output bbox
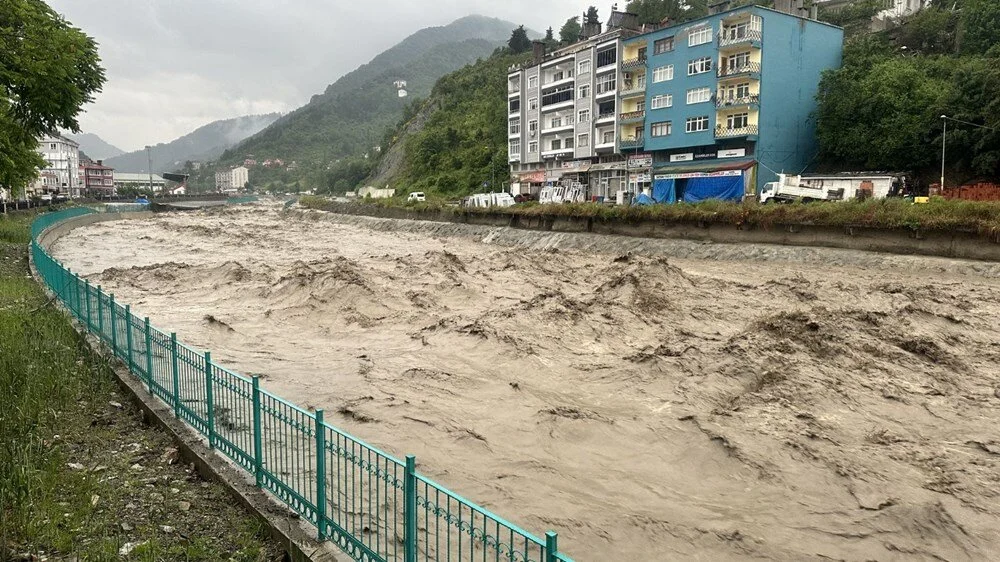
[617,6,843,202]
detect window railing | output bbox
[621,56,647,70]
[619,110,646,122]
[715,124,759,138]
[619,136,644,149]
[718,61,761,78]
[719,28,762,47]
[715,94,760,108]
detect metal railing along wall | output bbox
[30,207,574,562]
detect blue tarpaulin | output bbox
[652,178,676,204]
[634,193,655,206]
[682,175,744,203]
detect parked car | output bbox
[407,192,426,202]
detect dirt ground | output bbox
[51,204,1000,561]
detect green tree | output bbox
[625,0,688,25]
[0,0,105,193]
[960,0,1000,55]
[559,17,582,43]
[508,25,532,53]
[586,6,601,25]
[544,27,554,42]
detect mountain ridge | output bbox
[67,133,125,161]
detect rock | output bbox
[90,494,99,507]
[66,463,85,471]
[118,541,147,556]
[160,447,180,465]
[120,522,133,531]
[177,501,191,512]
[169,487,180,494]
[92,465,108,473]
[149,493,164,502]
[130,463,143,471]
[160,525,175,534]
[109,401,124,409]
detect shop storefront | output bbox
[627,153,653,196]
[588,162,627,201]
[650,159,757,203]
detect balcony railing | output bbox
[596,112,616,121]
[715,94,760,108]
[619,136,644,149]
[719,28,762,48]
[619,80,646,97]
[715,124,759,138]
[621,56,647,71]
[718,61,761,78]
[619,110,646,122]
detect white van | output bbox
[407,192,426,202]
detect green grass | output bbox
[0,211,281,560]
[300,196,1000,239]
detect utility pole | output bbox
[146,145,153,195]
[940,115,947,191]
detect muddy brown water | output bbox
[52,204,1000,561]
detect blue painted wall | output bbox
[757,11,843,189]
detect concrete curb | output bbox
[27,239,348,562]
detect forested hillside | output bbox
[218,16,522,185]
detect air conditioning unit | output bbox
[530,131,537,138]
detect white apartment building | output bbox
[507,12,641,199]
[37,135,81,197]
[215,166,249,193]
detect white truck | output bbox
[760,173,902,204]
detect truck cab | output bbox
[760,182,779,204]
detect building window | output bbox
[509,118,521,135]
[528,75,538,88]
[636,100,646,112]
[565,138,574,149]
[685,116,710,133]
[49,143,56,150]
[529,97,538,110]
[726,52,752,73]
[578,109,590,122]
[653,37,674,54]
[651,94,672,109]
[510,139,521,155]
[651,121,672,137]
[529,120,538,133]
[596,74,616,95]
[550,116,562,128]
[551,139,562,150]
[721,82,751,100]
[688,26,712,46]
[579,60,591,74]
[686,87,712,104]
[578,134,589,147]
[602,131,615,144]
[509,98,520,113]
[541,87,572,106]
[579,85,590,98]
[596,48,617,68]
[687,57,713,75]
[727,113,750,129]
[528,140,538,153]
[652,65,674,83]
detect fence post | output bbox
[315,409,327,541]
[404,455,417,562]
[252,376,263,488]
[74,274,81,319]
[545,531,559,562]
[96,285,104,341]
[84,280,92,331]
[144,317,153,393]
[66,268,74,313]
[171,333,180,418]
[204,351,215,448]
[110,295,118,356]
[124,305,134,373]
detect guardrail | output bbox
[30,207,574,562]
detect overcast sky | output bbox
[48,0,588,152]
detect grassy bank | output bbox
[301,196,1000,238]
[0,211,281,560]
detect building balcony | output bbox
[619,110,646,123]
[541,122,575,135]
[716,94,760,109]
[595,112,616,124]
[718,62,761,78]
[595,140,617,151]
[619,81,646,98]
[719,29,762,48]
[619,136,644,150]
[621,56,647,71]
[715,124,759,139]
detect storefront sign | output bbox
[627,153,653,169]
[561,160,589,171]
[718,148,747,159]
[519,171,545,183]
[629,173,651,183]
[693,151,716,160]
[670,153,694,163]
[654,170,744,180]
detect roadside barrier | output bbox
[31,207,573,562]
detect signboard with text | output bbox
[717,148,747,159]
[627,153,653,169]
[670,153,694,163]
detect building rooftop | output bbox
[113,172,166,182]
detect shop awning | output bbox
[589,162,626,172]
[652,159,756,180]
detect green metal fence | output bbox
[31,207,574,562]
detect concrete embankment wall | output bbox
[302,202,1000,262]
[38,211,155,251]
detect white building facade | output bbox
[37,135,81,197]
[215,166,249,193]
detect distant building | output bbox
[357,186,395,199]
[79,159,115,196]
[215,166,249,193]
[113,172,166,193]
[37,135,81,197]
[244,158,257,167]
[814,0,925,20]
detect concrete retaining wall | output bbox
[307,202,1000,262]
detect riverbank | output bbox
[0,211,282,560]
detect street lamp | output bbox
[146,145,153,195]
[940,115,947,191]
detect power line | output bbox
[942,115,1000,133]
